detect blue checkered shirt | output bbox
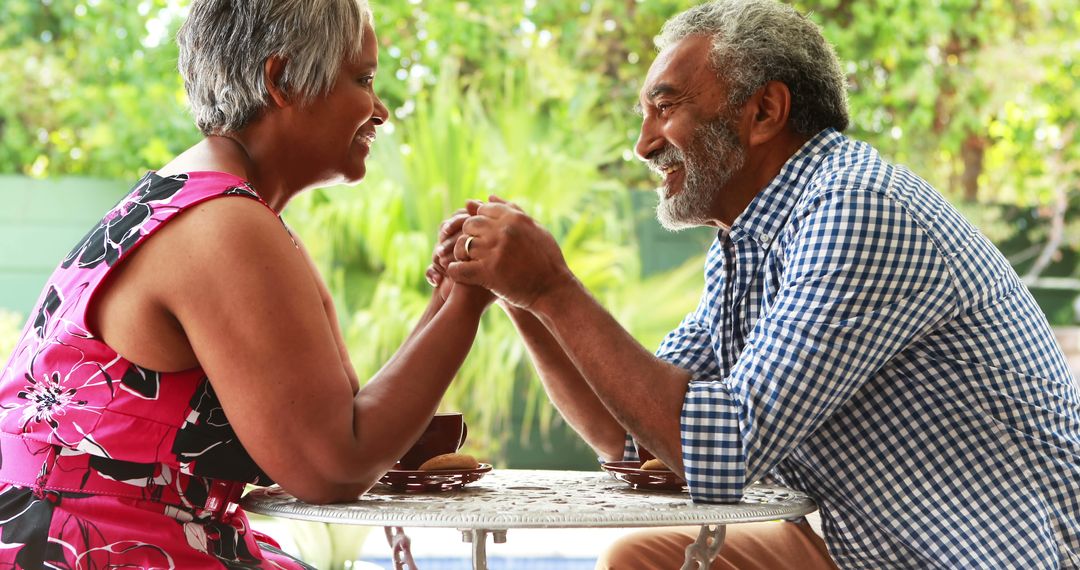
[630,129,1080,568]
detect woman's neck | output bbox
[157,135,293,213]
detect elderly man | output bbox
[432,0,1080,567]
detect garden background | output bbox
[1,0,1078,473]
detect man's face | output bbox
[635,34,746,230]
[652,113,745,231]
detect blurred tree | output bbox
[805,0,1080,289]
[0,0,197,178]
[0,0,1077,462]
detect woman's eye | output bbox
[358,76,374,87]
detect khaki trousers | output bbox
[595,520,838,570]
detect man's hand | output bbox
[427,202,494,308]
[447,196,576,309]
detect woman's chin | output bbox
[336,165,368,186]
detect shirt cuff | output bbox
[594,434,640,466]
[622,434,641,462]
[681,380,746,503]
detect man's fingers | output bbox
[446,260,484,285]
[474,202,515,218]
[454,233,485,261]
[466,200,485,216]
[488,195,523,213]
[461,215,494,236]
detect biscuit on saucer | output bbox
[640,458,670,471]
[418,452,480,471]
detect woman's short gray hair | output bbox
[177,0,372,136]
[657,0,849,136]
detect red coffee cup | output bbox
[399,412,468,470]
[636,445,655,465]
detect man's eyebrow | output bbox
[647,83,677,100]
[632,83,678,116]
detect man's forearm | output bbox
[527,278,691,475]
[501,303,626,461]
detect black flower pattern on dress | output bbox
[89,455,156,484]
[224,184,260,200]
[205,521,264,569]
[15,372,89,430]
[0,487,63,568]
[120,364,161,400]
[172,379,270,483]
[62,173,187,270]
[32,286,61,340]
[0,487,174,569]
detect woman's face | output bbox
[294,22,389,186]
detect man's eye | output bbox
[656,103,673,113]
[358,76,374,87]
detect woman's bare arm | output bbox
[292,236,362,394]
[131,198,487,503]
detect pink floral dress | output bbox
[0,172,312,569]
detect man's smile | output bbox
[659,162,683,179]
[658,163,684,199]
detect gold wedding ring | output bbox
[464,235,476,259]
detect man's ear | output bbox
[264,55,289,108]
[746,80,791,147]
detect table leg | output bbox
[681,524,726,570]
[460,529,506,570]
[384,526,418,570]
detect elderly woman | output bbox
[0,0,488,567]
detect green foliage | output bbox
[284,55,700,458]
[0,0,198,178]
[2,0,1078,464]
[0,310,23,363]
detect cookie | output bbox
[640,458,670,471]
[418,452,480,471]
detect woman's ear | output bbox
[264,55,289,108]
[746,80,792,147]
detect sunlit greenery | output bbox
[2,0,1078,463]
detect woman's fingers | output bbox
[438,211,469,241]
[425,265,443,288]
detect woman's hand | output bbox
[428,202,495,309]
[426,207,469,293]
[447,196,574,310]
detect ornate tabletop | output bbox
[242,469,815,569]
[242,469,814,529]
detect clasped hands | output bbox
[425,196,574,311]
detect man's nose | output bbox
[634,120,664,162]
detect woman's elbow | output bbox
[282,476,374,505]
[277,457,388,504]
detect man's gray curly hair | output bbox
[658,0,849,136]
[177,0,372,136]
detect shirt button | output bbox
[759,233,771,246]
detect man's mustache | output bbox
[647,146,684,175]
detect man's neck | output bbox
[708,132,811,229]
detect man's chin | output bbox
[655,199,698,232]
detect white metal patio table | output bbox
[241,469,816,570]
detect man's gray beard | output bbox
[655,117,745,231]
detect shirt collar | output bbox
[725,128,845,248]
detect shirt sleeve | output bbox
[621,282,725,462]
[681,189,958,503]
